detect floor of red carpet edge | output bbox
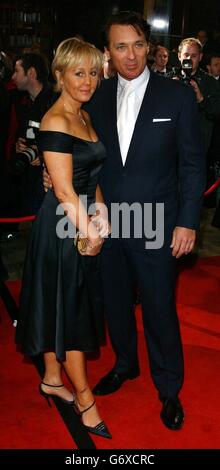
[0,256,220,449]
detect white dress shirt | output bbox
[117,66,150,165]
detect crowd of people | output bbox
[0,22,220,238]
[0,11,220,440]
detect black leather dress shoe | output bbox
[160,396,184,430]
[92,368,140,395]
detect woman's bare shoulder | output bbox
[40,107,69,133]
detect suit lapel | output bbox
[104,73,159,168]
[125,72,158,167]
[104,76,124,167]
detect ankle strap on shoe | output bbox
[41,381,64,388]
[80,400,96,415]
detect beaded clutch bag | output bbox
[74,233,90,253]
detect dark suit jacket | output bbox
[86,72,206,250]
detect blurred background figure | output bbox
[102,47,115,79]
[10,52,57,213]
[172,38,220,209]
[0,50,15,242]
[205,53,220,211]
[170,38,220,155]
[196,29,208,49]
[206,53,220,80]
[0,51,58,243]
[151,45,171,76]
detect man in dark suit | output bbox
[86,11,205,430]
[43,11,205,430]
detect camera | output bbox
[12,120,40,175]
[171,58,193,85]
[180,58,193,85]
[13,146,38,175]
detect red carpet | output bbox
[0,295,77,450]
[0,256,220,449]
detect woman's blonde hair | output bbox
[52,37,103,91]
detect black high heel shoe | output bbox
[39,381,74,407]
[74,399,112,439]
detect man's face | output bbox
[178,44,202,74]
[209,57,220,77]
[12,60,29,90]
[106,24,148,80]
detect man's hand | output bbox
[43,167,52,192]
[190,79,204,103]
[90,211,111,238]
[170,226,196,258]
[16,139,41,165]
[29,145,40,166]
[30,157,41,166]
[83,237,104,256]
[15,137,27,153]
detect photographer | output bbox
[10,52,58,215]
[169,38,220,154]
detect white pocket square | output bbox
[153,118,171,122]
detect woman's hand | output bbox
[43,167,53,192]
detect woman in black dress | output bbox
[16,38,111,439]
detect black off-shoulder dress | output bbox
[16,131,106,361]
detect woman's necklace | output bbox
[63,101,87,126]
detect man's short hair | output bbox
[17,52,49,84]
[178,38,203,54]
[104,10,151,46]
